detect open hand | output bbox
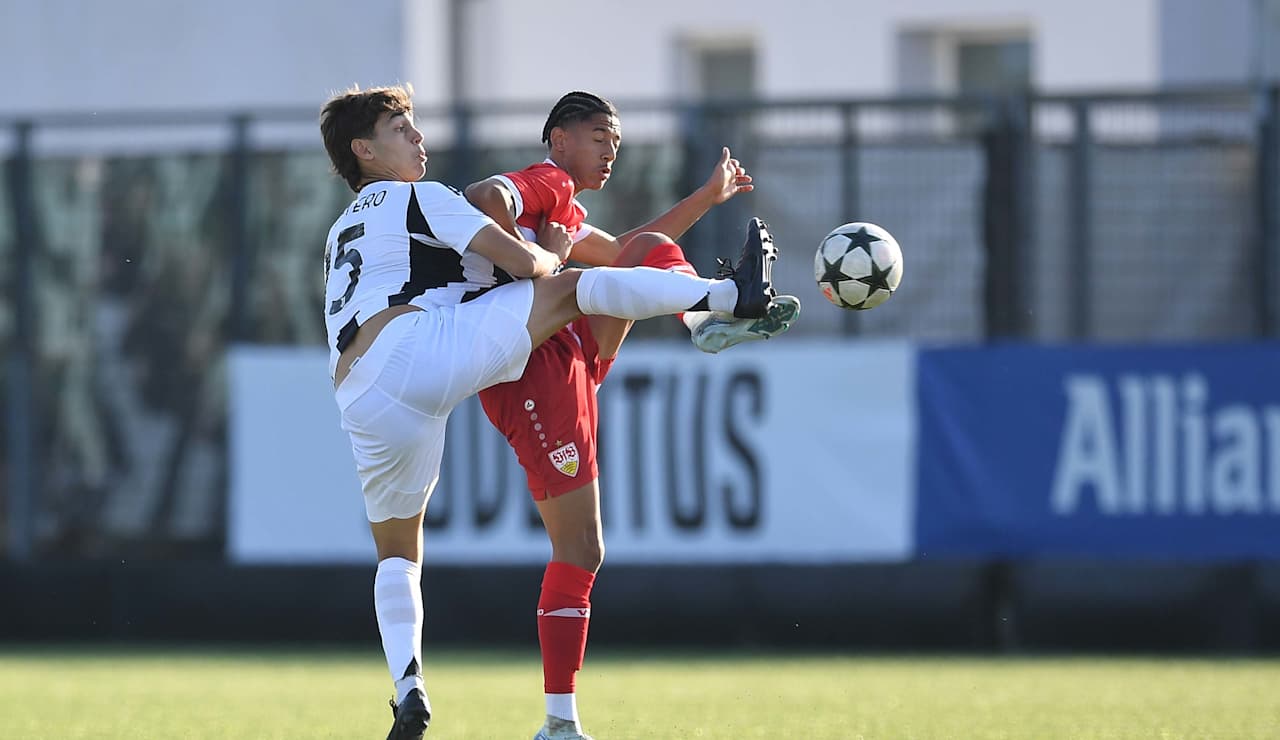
[702,146,754,204]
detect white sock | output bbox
[575,267,739,319]
[374,557,425,703]
[681,310,726,333]
[705,281,738,314]
[546,692,580,724]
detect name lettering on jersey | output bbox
[351,189,387,213]
[548,442,580,477]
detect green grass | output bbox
[1,646,1278,739]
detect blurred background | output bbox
[2,0,1280,652]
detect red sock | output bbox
[637,241,697,276]
[636,241,697,322]
[538,562,596,694]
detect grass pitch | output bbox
[1,646,1278,739]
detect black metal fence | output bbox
[2,87,1278,560]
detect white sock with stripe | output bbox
[374,557,425,703]
[575,266,738,319]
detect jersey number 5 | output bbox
[328,222,365,315]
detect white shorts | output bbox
[334,280,534,522]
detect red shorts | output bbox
[478,317,615,499]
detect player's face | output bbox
[557,113,621,192]
[366,111,427,182]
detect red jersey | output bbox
[492,161,594,245]
[478,160,612,498]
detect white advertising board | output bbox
[228,340,915,564]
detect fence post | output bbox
[448,0,476,186]
[840,102,862,336]
[1068,99,1093,340]
[5,121,36,561]
[1257,85,1279,337]
[227,114,252,343]
[677,101,714,267]
[981,96,1031,338]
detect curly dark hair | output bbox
[541,91,618,144]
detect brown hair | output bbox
[320,83,415,191]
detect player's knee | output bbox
[374,538,421,564]
[614,232,669,267]
[541,268,583,311]
[370,514,426,564]
[564,269,593,317]
[625,231,668,250]
[581,537,604,573]
[553,527,604,573]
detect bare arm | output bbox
[568,228,623,266]
[617,146,753,244]
[467,174,623,269]
[567,146,754,266]
[463,177,573,277]
[465,178,521,238]
[464,223,569,279]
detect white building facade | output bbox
[4,0,1278,116]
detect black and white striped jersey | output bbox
[322,180,504,377]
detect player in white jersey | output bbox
[318,84,781,740]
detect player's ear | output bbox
[548,125,568,152]
[351,137,375,161]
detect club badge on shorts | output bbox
[548,442,580,477]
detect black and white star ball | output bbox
[813,222,903,310]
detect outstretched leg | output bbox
[587,228,801,357]
[586,232,700,358]
[524,220,777,351]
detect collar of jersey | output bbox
[541,158,588,217]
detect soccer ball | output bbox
[814,222,903,310]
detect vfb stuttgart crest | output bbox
[548,442,580,477]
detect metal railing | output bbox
[2,86,1277,560]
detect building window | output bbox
[957,38,1032,93]
[896,27,1033,94]
[698,46,755,100]
[679,39,756,101]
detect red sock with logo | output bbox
[538,561,596,695]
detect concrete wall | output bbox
[17,0,1280,115]
[467,0,1159,101]
[0,0,427,115]
[1158,0,1268,85]
[1,0,1166,116]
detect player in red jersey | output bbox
[465,91,801,740]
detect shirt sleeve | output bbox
[410,181,496,255]
[502,166,576,224]
[487,175,524,220]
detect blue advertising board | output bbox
[915,343,1280,559]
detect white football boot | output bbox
[690,294,801,354]
[533,715,594,740]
